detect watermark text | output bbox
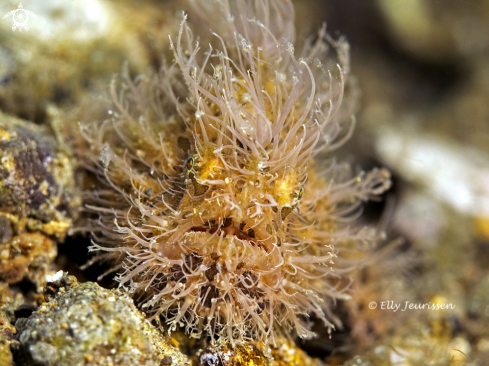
[368,300,455,311]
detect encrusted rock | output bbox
[0,307,16,366]
[0,282,12,306]
[198,340,321,366]
[270,342,322,366]
[0,232,56,287]
[0,113,80,288]
[15,275,190,366]
[0,281,28,323]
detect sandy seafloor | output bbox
[0,0,489,365]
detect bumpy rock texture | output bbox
[199,341,321,366]
[0,113,80,288]
[0,307,15,366]
[15,274,190,366]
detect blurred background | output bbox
[1,0,488,364]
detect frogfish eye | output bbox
[186,157,194,172]
[298,187,304,201]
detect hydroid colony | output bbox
[81,0,391,344]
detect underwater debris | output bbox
[81,0,390,344]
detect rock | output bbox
[0,308,16,366]
[198,340,321,366]
[0,334,14,366]
[343,319,472,366]
[15,275,190,366]
[0,282,13,307]
[0,0,175,124]
[269,341,322,366]
[0,113,80,289]
[0,233,56,287]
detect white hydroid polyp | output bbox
[81,0,391,345]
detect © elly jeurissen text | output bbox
[369,301,455,312]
